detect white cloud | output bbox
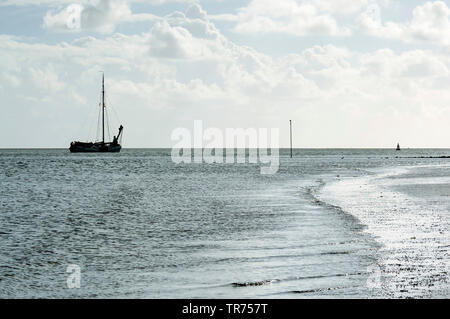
[1,0,83,5]
[30,65,66,91]
[165,5,221,40]
[234,0,350,36]
[311,0,370,15]
[146,5,226,60]
[148,21,195,59]
[1,72,21,88]
[43,3,84,32]
[232,0,355,36]
[41,0,174,33]
[1,0,184,6]
[43,0,133,33]
[359,1,450,47]
[409,1,450,44]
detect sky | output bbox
[1,0,450,148]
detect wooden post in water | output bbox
[289,120,293,158]
[102,73,105,144]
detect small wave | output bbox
[231,272,364,288]
[16,161,28,168]
[285,272,364,282]
[232,279,280,287]
[216,250,354,265]
[304,181,367,232]
[290,285,354,294]
[305,184,347,215]
[320,251,350,255]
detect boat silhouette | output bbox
[70,73,123,153]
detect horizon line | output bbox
[1,147,450,150]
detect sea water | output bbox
[0,149,448,298]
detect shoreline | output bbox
[317,163,450,298]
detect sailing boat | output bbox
[70,74,123,153]
[396,143,401,151]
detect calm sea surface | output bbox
[0,149,449,298]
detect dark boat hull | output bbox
[69,142,121,153]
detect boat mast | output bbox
[289,120,293,158]
[102,73,105,144]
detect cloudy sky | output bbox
[1,0,450,148]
